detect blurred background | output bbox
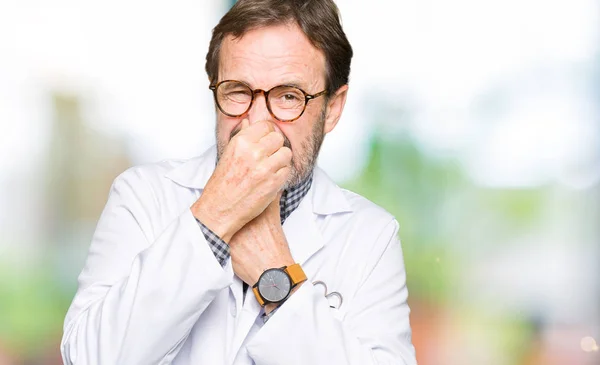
[0,0,599,364]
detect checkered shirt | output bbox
[196,173,314,267]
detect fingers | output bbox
[259,131,285,156]
[267,146,292,172]
[274,162,291,186]
[238,119,275,141]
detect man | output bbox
[61,0,416,364]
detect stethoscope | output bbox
[312,281,343,309]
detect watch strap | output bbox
[284,263,307,286]
[252,286,266,306]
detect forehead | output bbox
[218,23,326,90]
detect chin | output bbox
[284,163,312,190]
[283,173,302,191]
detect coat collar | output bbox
[164,145,353,216]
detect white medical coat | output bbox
[61,146,416,365]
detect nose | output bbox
[247,90,275,124]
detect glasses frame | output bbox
[209,80,327,122]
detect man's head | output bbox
[206,0,353,188]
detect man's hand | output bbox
[191,119,292,242]
[229,192,295,286]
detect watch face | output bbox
[258,268,292,303]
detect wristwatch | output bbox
[252,263,307,306]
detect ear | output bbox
[323,84,349,134]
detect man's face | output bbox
[215,23,329,188]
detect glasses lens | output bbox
[268,86,306,121]
[216,81,252,116]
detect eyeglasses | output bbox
[209,80,327,122]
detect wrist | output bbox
[264,303,279,315]
[191,198,239,243]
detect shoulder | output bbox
[341,188,395,221]
[311,167,398,235]
[111,158,189,188]
[112,144,215,190]
[341,188,400,238]
[117,158,188,181]
[311,180,403,290]
[103,156,207,230]
[108,153,208,205]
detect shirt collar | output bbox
[280,173,313,224]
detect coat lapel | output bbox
[283,195,325,265]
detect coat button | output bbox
[230,303,237,317]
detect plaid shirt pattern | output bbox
[196,173,314,267]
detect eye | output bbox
[276,91,303,104]
[223,89,252,102]
[225,90,250,96]
[282,93,300,101]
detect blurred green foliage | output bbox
[0,253,71,358]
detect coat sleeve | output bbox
[245,219,416,365]
[60,167,233,365]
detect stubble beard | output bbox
[216,109,326,190]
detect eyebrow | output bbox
[278,81,306,89]
[235,79,308,91]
